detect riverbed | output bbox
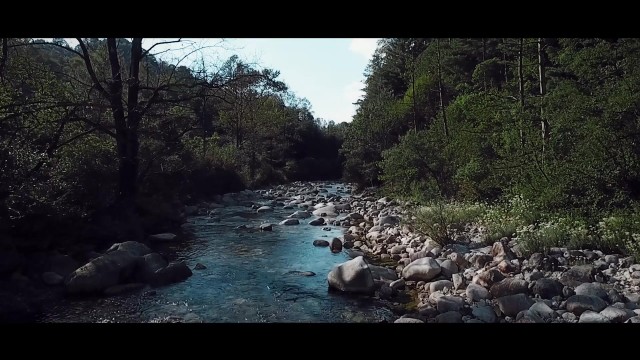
[37,182,394,323]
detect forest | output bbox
[342,38,640,258]
[1,38,639,259]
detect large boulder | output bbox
[559,265,595,287]
[565,295,608,315]
[369,265,398,281]
[574,283,608,300]
[107,241,152,257]
[65,250,139,294]
[327,256,375,294]
[531,278,564,299]
[495,293,535,317]
[150,261,193,287]
[135,253,169,283]
[490,278,529,298]
[312,205,338,217]
[279,219,299,226]
[402,257,441,282]
[466,283,491,301]
[309,218,325,226]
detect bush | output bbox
[414,201,487,246]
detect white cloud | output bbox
[344,81,364,104]
[349,38,379,60]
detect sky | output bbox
[145,38,380,123]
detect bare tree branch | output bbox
[76,38,110,100]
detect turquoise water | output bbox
[39,183,393,323]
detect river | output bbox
[37,182,395,323]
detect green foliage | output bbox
[414,201,486,246]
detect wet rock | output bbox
[430,280,454,293]
[312,205,338,217]
[148,233,178,242]
[574,282,608,300]
[150,261,193,287]
[104,283,146,296]
[135,253,168,283]
[256,206,273,213]
[495,293,535,317]
[330,238,343,253]
[322,227,332,231]
[473,269,506,288]
[194,263,206,270]
[107,241,152,257]
[279,218,299,226]
[599,306,635,323]
[402,257,442,282]
[285,270,316,277]
[532,278,564,299]
[308,218,325,226]
[565,295,608,315]
[437,295,464,313]
[435,311,463,323]
[378,283,396,299]
[289,210,311,219]
[343,241,355,249]
[466,283,491,301]
[65,250,138,294]
[42,271,64,286]
[259,223,273,231]
[490,278,529,298]
[327,256,375,294]
[559,265,595,287]
[578,310,610,323]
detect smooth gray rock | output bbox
[452,273,464,290]
[578,310,610,323]
[330,238,343,253]
[369,265,398,281]
[308,218,325,226]
[259,223,273,231]
[574,282,608,300]
[472,305,497,323]
[490,278,529,298]
[256,206,273,213]
[429,280,454,293]
[390,278,405,291]
[599,306,635,323]
[150,261,193,287]
[135,253,168,283]
[559,265,595,287]
[532,278,564,299]
[394,317,424,323]
[279,218,299,226]
[439,259,459,278]
[473,269,505,288]
[107,241,152,257]
[402,257,441,282]
[436,295,464,313]
[495,293,535,317]
[466,283,491,301]
[65,250,138,294]
[529,301,557,320]
[327,256,375,294]
[435,311,463,323]
[565,295,608,315]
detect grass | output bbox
[411,194,640,261]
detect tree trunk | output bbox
[436,39,449,139]
[0,38,7,81]
[518,38,525,149]
[538,37,549,164]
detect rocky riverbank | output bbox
[3,181,640,323]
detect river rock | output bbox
[260,223,273,231]
[194,263,206,270]
[452,273,464,290]
[599,306,635,323]
[578,310,610,323]
[529,301,557,320]
[559,265,595,287]
[394,317,424,323]
[289,210,311,219]
[390,278,405,291]
[469,254,493,269]
[107,241,152,257]
[257,206,273,213]
[565,295,608,315]
[150,261,193,287]
[330,238,343,253]
[369,265,398,281]
[436,295,464,312]
[327,256,375,294]
[466,283,491,301]
[472,304,497,323]
[312,205,338,217]
[313,240,330,247]
[309,218,325,226]
[135,253,169,282]
[430,280,454,293]
[402,257,441,282]
[473,269,505,288]
[279,218,299,226]
[435,311,463,323]
[574,282,608,300]
[65,250,139,294]
[439,259,458,278]
[378,216,399,227]
[495,293,535,317]
[148,233,178,242]
[491,240,515,262]
[531,278,564,299]
[490,278,529,298]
